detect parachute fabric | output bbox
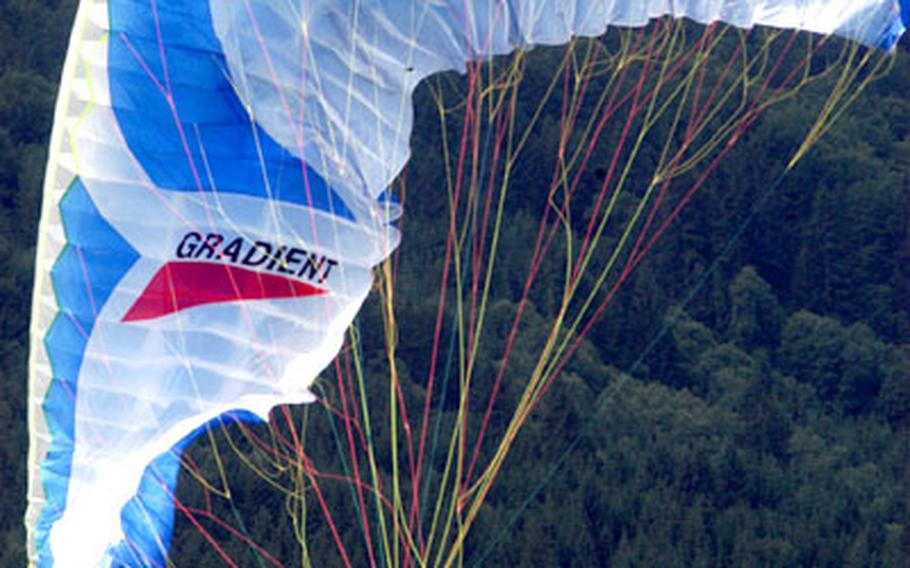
[27,1,906,566]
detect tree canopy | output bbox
[2,2,908,565]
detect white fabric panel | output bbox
[32,2,397,565]
[211,0,903,204]
[29,1,903,566]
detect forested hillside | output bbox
[1,1,77,565]
[2,1,908,566]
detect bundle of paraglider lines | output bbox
[25,1,906,566]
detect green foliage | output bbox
[879,346,910,425]
[779,310,849,400]
[728,266,784,350]
[779,311,897,415]
[0,0,76,560]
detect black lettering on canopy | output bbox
[320,259,339,283]
[176,232,203,259]
[171,232,339,286]
[221,237,244,263]
[283,248,305,274]
[300,252,325,281]
[242,241,272,267]
[266,246,288,272]
[196,233,223,260]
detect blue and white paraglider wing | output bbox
[27,0,905,566]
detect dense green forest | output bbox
[1,1,908,566]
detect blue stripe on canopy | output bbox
[38,178,140,567]
[107,0,357,221]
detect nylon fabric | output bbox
[26,1,905,566]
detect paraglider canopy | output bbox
[27,1,905,566]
